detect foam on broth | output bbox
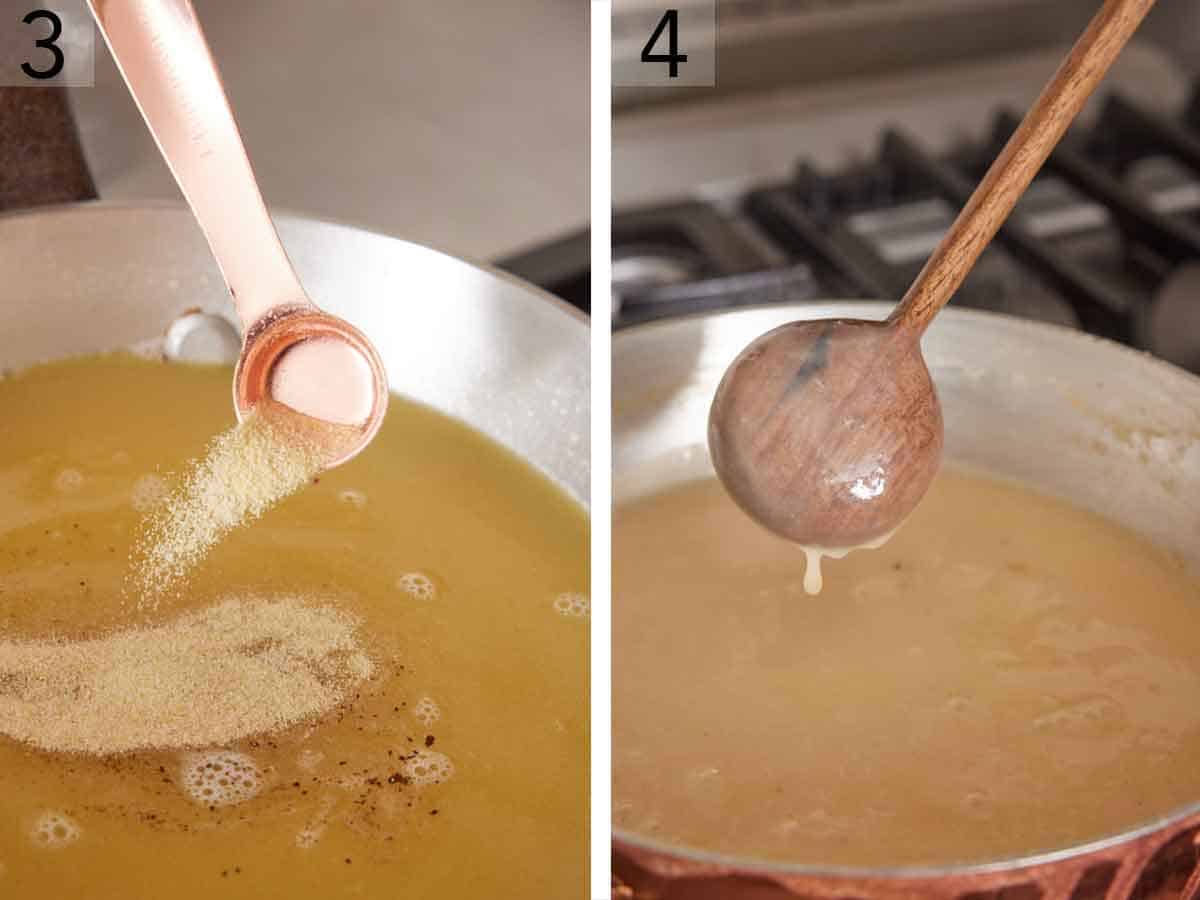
[614,469,1200,867]
[0,354,588,898]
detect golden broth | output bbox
[0,355,589,897]
[614,469,1200,867]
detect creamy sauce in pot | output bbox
[614,469,1200,867]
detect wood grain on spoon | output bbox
[708,0,1157,549]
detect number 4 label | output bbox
[615,2,712,88]
[641,9,688,79]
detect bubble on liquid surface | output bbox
[413,696,440,727]
[403,750,454,786]
[295,797,336,848]
[963,791,990,818]
[553,592,589,618]
[30,811,81,849]
[1032,695,1124,736]
[131,474,169,512]
[54,469,84,493]
[945,695,971,713]
[180,751,264,807]
[295,823,326,849]
[338,489,367,509]
[397,572,436,601]
[296,748,325,772]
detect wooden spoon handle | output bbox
[888,0,1156,336]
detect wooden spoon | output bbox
[709,0,1156,548]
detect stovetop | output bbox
[502,9,1200,372]
[501,48,1200,379]
[613,84,1200,356]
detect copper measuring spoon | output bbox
[87,0,387,467]
[709,0,1155,549]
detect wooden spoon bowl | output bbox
[709,318,941,546]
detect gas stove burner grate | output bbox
[606,81,1200,373]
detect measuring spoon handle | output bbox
[87,0,310,329]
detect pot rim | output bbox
[613,301,1200,878]
[0,201,590,329]
[616,299,1200,396]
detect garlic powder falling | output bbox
[131,410,325,604]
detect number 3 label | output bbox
[0,1,94,87]
[21,8,66,80]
